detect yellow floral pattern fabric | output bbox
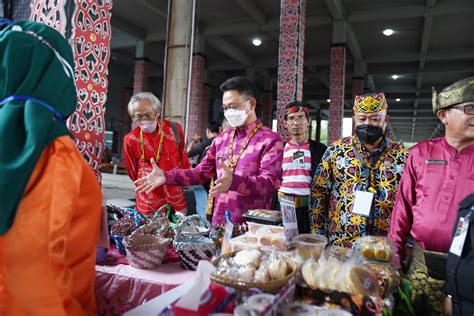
[310,136,408,247]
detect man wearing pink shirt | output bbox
[135,76,284,225]
[389,76,474,314]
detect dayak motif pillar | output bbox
[30,0,113,179]
[276,0,306,141]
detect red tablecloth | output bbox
[95,263,195,315]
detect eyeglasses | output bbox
[450,102,474,115]
[286,115,307,123]
[354,114,384,124]
[132,112,157,121]
[222,98,251,111]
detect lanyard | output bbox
[140,120,164,170]
[228,122,263,172]
[352,136,390,193]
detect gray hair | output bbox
[127,92,162,116]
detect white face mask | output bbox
[224,108,248,127]
[139,120,158,133]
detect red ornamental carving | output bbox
[30,0,68,34]
[30,0,113,180]
[328,45,346,144]
[276,0,306,141]
[69,0,112,180]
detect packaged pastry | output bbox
[234,249,262,267]
[294,234,328,260]
[243,209,282,225]
[324,246,353,262]
[229,234,260,252]
[270,236,286,250]
[358,236,394,262]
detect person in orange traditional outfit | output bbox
[0,21,102,315]
[124,92,190,215]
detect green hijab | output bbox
[0,21,77,235]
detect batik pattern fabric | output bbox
[310,136,408,248]
[166,119,283,225]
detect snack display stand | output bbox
[102,207,398,316]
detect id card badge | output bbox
[449,216,469,256]
[352,190,374,217]
[293,151,305,167]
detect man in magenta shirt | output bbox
[389,76,474,314]
[135,76,283,225]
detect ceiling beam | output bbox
[235,0,266,25]
[324,0,344,20]
[206,36,252,66]
[111,15,147,40]
[137,0,167,19]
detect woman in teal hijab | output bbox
[0,21,102,315]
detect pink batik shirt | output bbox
[165,119,284,225]
[389,137,474,261]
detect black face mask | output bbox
[355,124,384,144]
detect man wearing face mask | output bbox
[134,76,283,225]
[310,92,408,248]
[389,77,474,315]
[123,92,190,215]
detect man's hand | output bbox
[209,160,233,198]
[134,158,166,194]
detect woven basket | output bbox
[110,217,137,255]
[210,251,296,293]
[173,215,216,271]
[123,218,171,269]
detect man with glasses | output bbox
[310,92,408,247]
[278,101,327,233]
[134,76,283,225]
[389,77,474,314]
[123,92,190,215]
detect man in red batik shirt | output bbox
[124,92,190,215]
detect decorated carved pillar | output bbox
[30,0,113,179]
[187,53,206,142]
[328,44,346,143]
[276,0,306,141]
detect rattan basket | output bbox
[123,218,171,269]
[210,251,297,293]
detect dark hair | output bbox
[207,121,220,134]
[219,76,258,100]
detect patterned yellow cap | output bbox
[432,76,474,113]
[353,92,388,113]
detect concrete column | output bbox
[162,0,194,129]
[276,0,306,141]
[187,53,205,142]
[30,0,113,180]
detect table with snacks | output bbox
[119,208,400,316]
[95,261,195,315]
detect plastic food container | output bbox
[359,236,393,262]
[243,209,282,225]
[294,234,328,260]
